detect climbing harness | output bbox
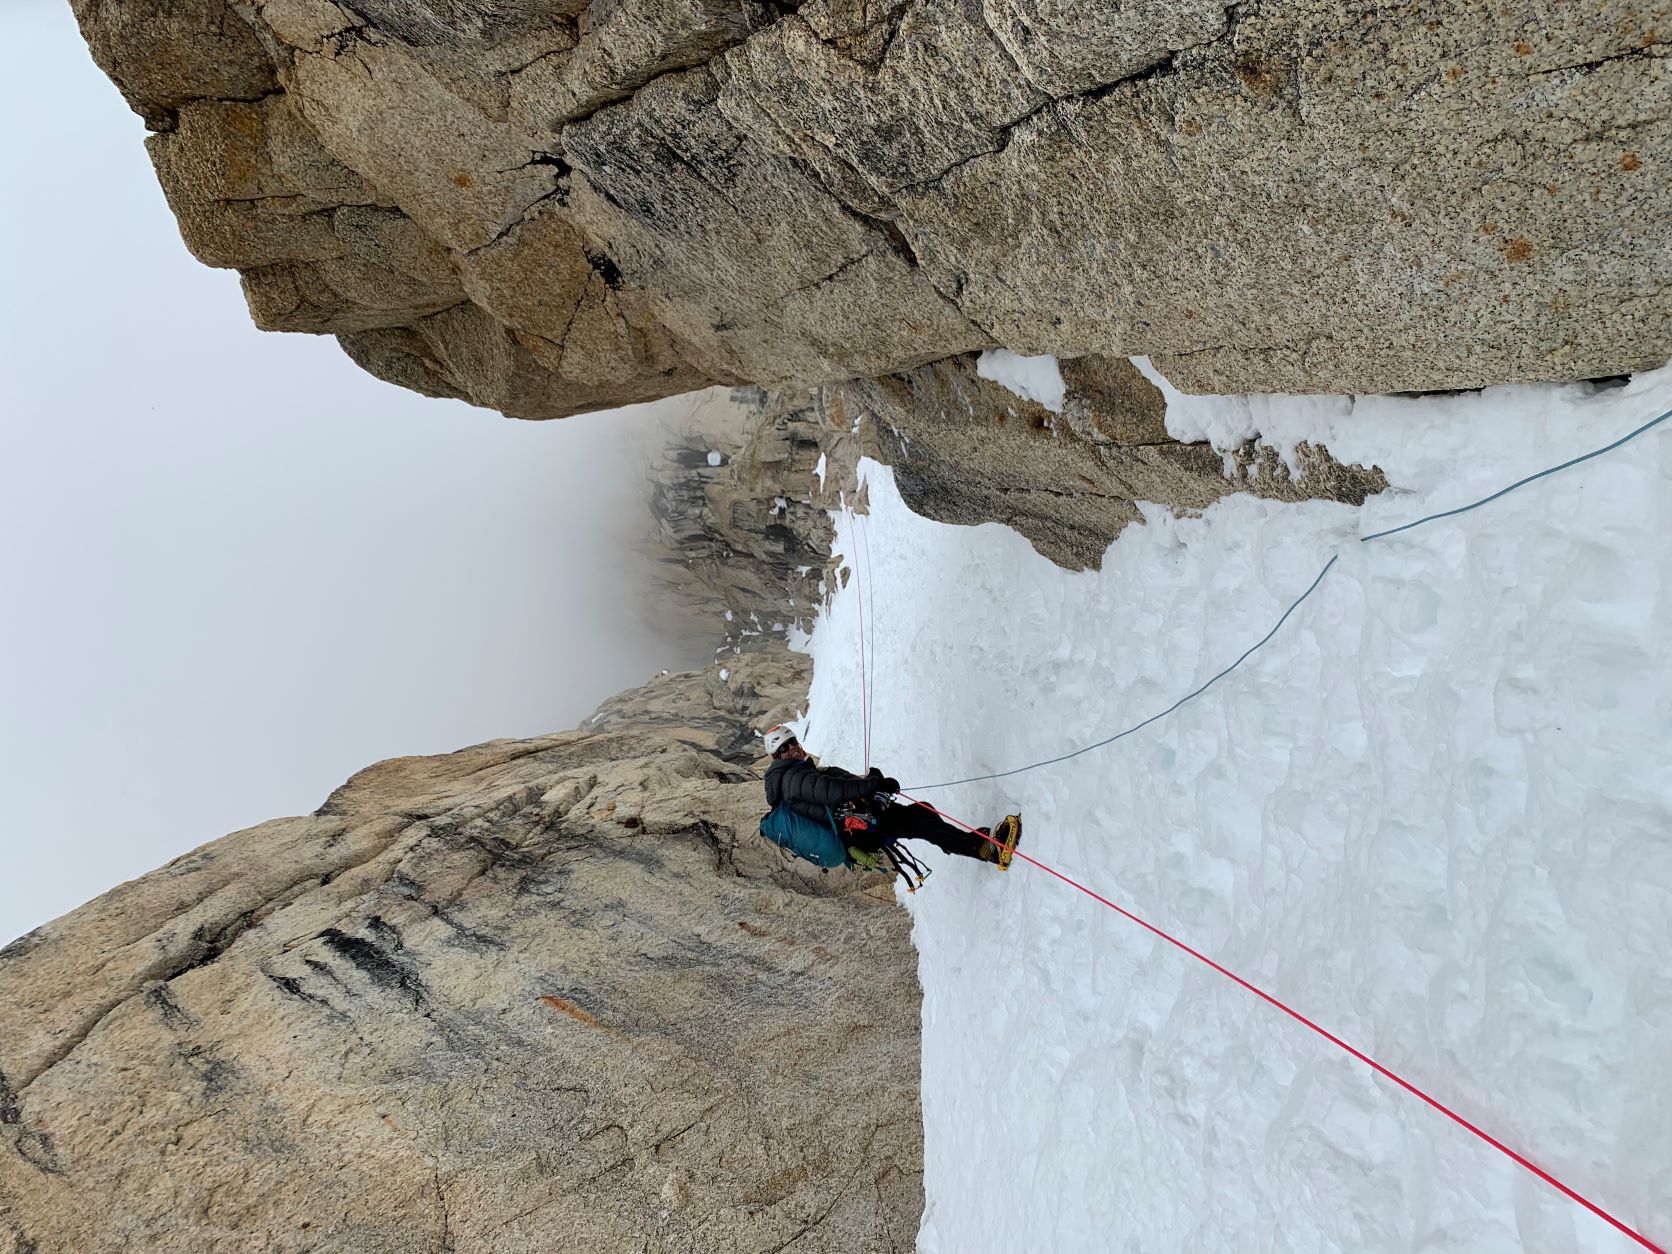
[837,802,931,893]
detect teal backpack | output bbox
[758,804,933,890]
[758,803,851,868]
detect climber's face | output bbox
[777,740,809,761]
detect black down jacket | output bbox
[764,757,880,822]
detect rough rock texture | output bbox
[640,362,1384,576]
[840,353,1387,569]
[75,0,1672,416]
[0,649,923,1254]
[644,387,866,646]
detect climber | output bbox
[758,725,1018,873]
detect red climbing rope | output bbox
[898,792,1667,1254]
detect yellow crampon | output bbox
[992,815,1023,871]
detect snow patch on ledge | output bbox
[1131,355,1355,476]
[977,349,1065,413]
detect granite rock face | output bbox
[0,650,923,1254]
[839,353,1386,569]
[75,0,1672,416]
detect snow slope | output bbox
[801,366,1672,1252]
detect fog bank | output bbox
[0,1,701,941]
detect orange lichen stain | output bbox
[737,921,770,938]
[452,172,474,188]
[1500,237,1534,262]
[1621,151,1642,171]
[1480,221,1499,234]
[1644,29,1660,46]
[742,1162,814,1206]
[1445,65,1463,81]
[1234,55,1279,94]
[539,996,602,1029]
[1181,119,1204,136]
[1513,40,1533,55]
[228,108,262,140]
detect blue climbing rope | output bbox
[1359,406,1672,542]
[905,406,1672,793]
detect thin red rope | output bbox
[898,792,1666,1254]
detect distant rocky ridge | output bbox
[74,0,1671,422]
[642,387,859,647]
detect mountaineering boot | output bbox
[991,814,1023,870]
[974,827,999,863]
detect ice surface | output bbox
[804,366,1672,1252]
[977,349,1065,413]
[707,450,723,467]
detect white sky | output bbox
[0,2,703,941]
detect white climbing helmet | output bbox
[763,724,798,755]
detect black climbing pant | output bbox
[866,801,988,861]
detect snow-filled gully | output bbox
[800,363,1672,1253]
